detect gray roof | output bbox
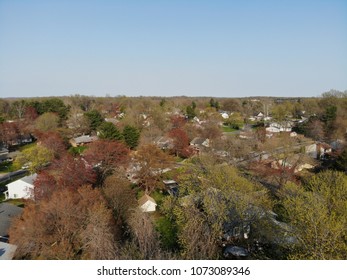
[190,137,206,145]
[0,241,17,260]
[0,203,23,237]
[73,135,98,144]
[163,180,177,185]
[19,173,37,185]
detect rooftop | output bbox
[138,194,157,206]
[19,173,38,185]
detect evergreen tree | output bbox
[98,122,123,141]
[186,105,196,119]
[84,110,104,131]
[122,125,140,149]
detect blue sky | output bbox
[0,0,346,98]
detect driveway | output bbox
[0,202,23,238]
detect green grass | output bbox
[174,156,185,162]
[68,145,88,155]
[5,199,25,208]
[19,142,36,152]
[222,126,238,133]
[155,216,178,250]
[0,192,4,202]
[0,161,20,174]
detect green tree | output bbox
[271,104,287,122]
[170,156,273,259]
[155,216,178,250]
[35,112,60,132]
[224,112,244,129]
[85,110,104,131]
[14,145,54,173]
[98,122,123,141]
[322,105,337,138]
[186,105,196,120]
[280,170,347,259]
[28,98,69,121]
[41,98,70,120]
[209,98,220,110]
[122,125,140,149]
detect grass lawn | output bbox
[0,162,20,174]
[18,142,36,152]
[68,145,88,155]
[5,199,25,208]
[222,126,238,133]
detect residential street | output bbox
[0,170,27,184]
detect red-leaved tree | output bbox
[36,131,67,158]
[168,128,193,158]
[83,140,130,179]
[34,154,97,200]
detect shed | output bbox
[138,194,157,212]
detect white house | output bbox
[138,194,157,212]
[220,112,229,119]
[266,121,293,133]
[5,173,37,200]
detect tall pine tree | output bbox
[123,125,140,149]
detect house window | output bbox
[13,194,17,198]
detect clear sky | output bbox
[0,0,346,98]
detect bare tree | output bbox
[9,185,118,259]
[126,209,161,259]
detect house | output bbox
[190,137,210,150]
[303,142,333,160]
[266,121,293,133]
[0,147,9,156]
[305,143,318,158]
[154,136,174,150]
[317,143,332,159]
[69,135,98,147]
[0,146,10,163]
[270,157,314,173]
[4,173,37,200]
[104,117,119,125]
[163,180,179,196]
[138,194,157,212]
[20,134,33,144]
[219,111,229,119]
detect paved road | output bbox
[0,170,27,184]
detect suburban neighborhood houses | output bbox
[0,91,347,260]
